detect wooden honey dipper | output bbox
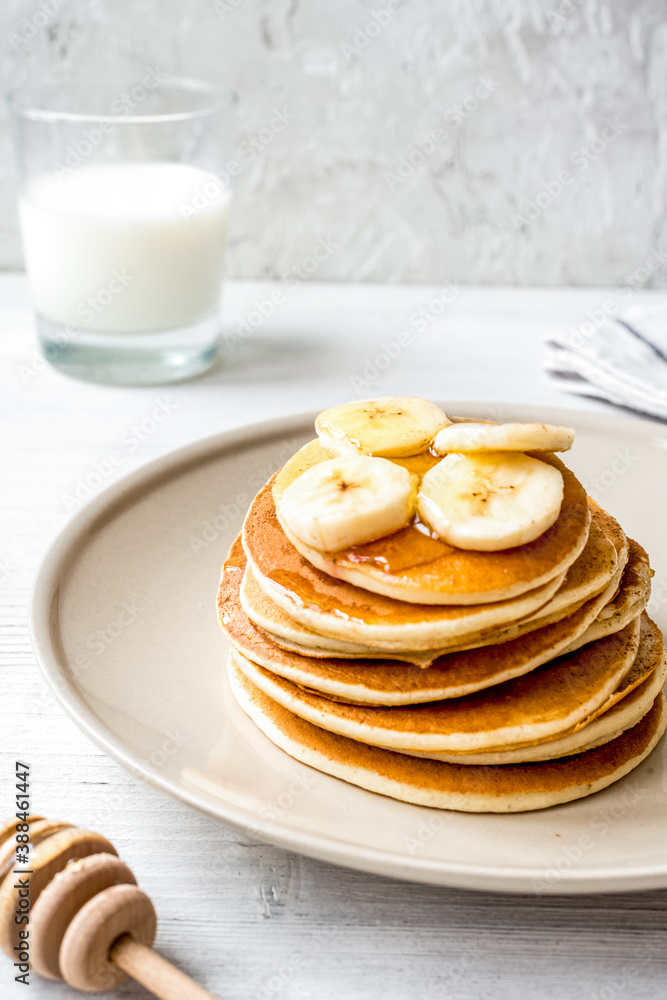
[0,817,218,999]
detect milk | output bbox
[19,162,231,333]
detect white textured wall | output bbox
[1,0,666,286]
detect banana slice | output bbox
[433,421,574,454]
[316,397,449,458]
[278,456,416,552]
[417,452,564,551]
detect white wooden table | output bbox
[2,274,667,999]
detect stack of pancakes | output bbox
[218,419,666,814]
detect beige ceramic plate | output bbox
[30,405,667,894]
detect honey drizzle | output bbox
[344,519,451,574]
[265,569,373,624]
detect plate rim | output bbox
[29,403,667,894]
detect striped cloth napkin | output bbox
[545,301,667,421]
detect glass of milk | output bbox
[7,77,236,384]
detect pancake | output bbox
[242,501,618,653]
[220,540,630,704]
[422,667,667,766]
[268,441,591,605]
[229,615,643,754]
[563,539,652,654]
[246,526,644,668]
[398,506,628,654]
[513,502,624,624]
[242,583,400,657]
[228,659,667,813]
[404,614,666,764]
[239,503,624,656]
[242,563,567,653]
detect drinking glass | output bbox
[7,76,237,385]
